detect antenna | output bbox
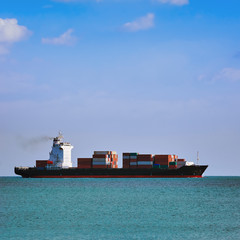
[58,131,63,139]
[197,151,199,165]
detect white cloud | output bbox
[157,0,189,6]
[0,18,31,43]
[42,29,77,46]
[213,68,240,82]
[123,13,155,32]
[0,18,31,55]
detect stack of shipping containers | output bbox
[129,153,138,168]
[169,155,178,169]
[154,155,172,169]
[110,151,118,168]
[122,153,139,168]
[123,153,130,168]
[92,151,111,168]
[137,154,153,168]
[123,153,154,168]
[154,155,178,169]
[123,153,182,169]
[77,151,118,169]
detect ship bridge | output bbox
[49,134,73,168]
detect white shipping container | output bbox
[129,156,137,160]
[123,156,130,160]
[137,161,153,165]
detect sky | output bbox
[0,0,240,176]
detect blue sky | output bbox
[0,0,240,176]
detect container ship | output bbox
[15,134,208,178]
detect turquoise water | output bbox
[0,177,239,240]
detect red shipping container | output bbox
[36,160,48,167]
[154,160,169,164]
[123,160,130,168]
[137,155,153,161]
[169,165,177,169]
[78,158,92,161]
[154,155,171,159]
[154,155,172,165]
[129,159,137,163]
[178,159,185,162]
[92,154,108,158]
[78,161,92,164]
[77,158,92,168]
[92,165,108,169]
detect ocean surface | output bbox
[0,177,239,240]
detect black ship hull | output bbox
[15,165,208,178]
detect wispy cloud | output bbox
[0,72,49,95]
[42,29,77,46]
[0,18,31,55]
[156,0,189,6]
[123,13,155,32]
[213,68,240,82]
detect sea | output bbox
[0,177,239,240]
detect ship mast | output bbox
[197,151,199,165]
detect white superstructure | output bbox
[49,134,73,168]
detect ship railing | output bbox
[16,167,30,170]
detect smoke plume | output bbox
[17,135,54,150]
